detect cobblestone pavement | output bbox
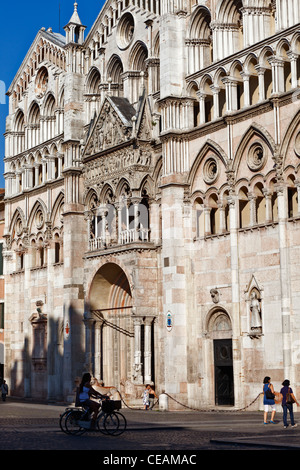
[0,400,300,456]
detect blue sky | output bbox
[0,0,105,189]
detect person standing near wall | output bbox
[263,376,276,424]
[280,379,299,428]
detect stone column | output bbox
[211,85,220,120]
[276,182,292,380]
[255,66,266,102]
[228,193,242,408]
[133,316,143,384]
[204,207,211,236]
[94,321,102,380]
[287,51,299,89]
[83,313,94,373]
[249,193,257,226]
[263,190,273,223]
[144,317,153,383]
[241,72,250,107]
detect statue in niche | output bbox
[250,290,262,330]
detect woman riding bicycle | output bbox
[78,373,105,428]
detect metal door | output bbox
[213,339,234,406]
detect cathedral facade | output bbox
[3,0,300,408]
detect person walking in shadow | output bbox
[1,380,8,402]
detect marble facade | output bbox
[3,0,300,409]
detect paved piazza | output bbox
[0,401,299,456]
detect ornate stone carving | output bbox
[203,156,219,184]
[84,100,132,156]
[84,146,151,184]
[247,142,266,171]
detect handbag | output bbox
[286,388,295,404]
[265,386,275,399]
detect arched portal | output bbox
[86,263,155,391]
[206,309,234,406]
[88,263,132,388]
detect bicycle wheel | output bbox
[59,409,70,433]
[65,410,87,435]
[96,411,109,434]
[103,412,120,435]
[111,412,127,436]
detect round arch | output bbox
[88,262,132,312]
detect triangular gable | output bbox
[83,95,136,157]
[7,28,66,96]
[132,89,153,142]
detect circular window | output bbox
[35,209,44,230]
[247,142,266,171]
[203,156,219,184]
[117,13,135,50]
[15,217,23,236]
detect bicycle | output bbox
[60,398,127,436]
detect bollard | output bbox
[159,393,168,411]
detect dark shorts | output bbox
[80,399,98,408]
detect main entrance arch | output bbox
[87,263,133,388]
[86,262,156,391]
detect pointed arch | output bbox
[233,123,275,173]
[50,191,64,227]
[189,5,211,39]
[280,108,300,167]
[115,178,131,199]
[99,183,115,204]
[84,187,99,209]
[107,54,124,84]
[188,139,228,191]
[85,67,101,94]
[129,41,148,71]
[28,101,40,124]
[28,198,48,233]
[9,207,27,237]
[215,0,243,24]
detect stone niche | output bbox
[29,301,47,372]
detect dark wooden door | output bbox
[213,339,234,406]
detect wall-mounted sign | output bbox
[166,311,173,331]
[65,321,70,339]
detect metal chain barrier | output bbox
[114,388,262,413]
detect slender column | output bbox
[219,204,226,233]
[197,92,206,124]
[287,51,299,89]
[83,315,94,373]
[211,86,220,120]
[204,207,211,236]
[133,316,143,384]
[249,194,257,226]
[144,317,153,383]
[263,190,273,223]
[94,322,102,380]
[276,182,292,379]
[241,72,250,107]
[296,181,300,216]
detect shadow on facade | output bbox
[9,307,86,402]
